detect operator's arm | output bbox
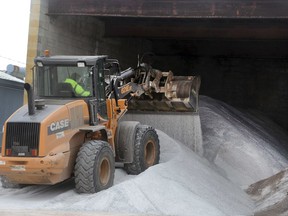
[75,83,90,97]
[65,78,91,97]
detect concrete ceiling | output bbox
[48,0,288,40]
[102,18,288,40]
[48,0,288,18]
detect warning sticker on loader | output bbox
[10,165,26,171]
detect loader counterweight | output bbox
[0,152,71,184]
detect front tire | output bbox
[124,125,160,175]
[74,140,115,193]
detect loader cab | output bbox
[33,55,108,122]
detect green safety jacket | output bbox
[64,78,90,97]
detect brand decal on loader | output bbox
[48,119,70,135]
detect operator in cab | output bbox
[65,72,91,97]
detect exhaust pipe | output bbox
[24,83,35,115]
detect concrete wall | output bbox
[26,0,152,80]
[37,1,99,56]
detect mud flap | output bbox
[121,111,203,156]
[115,121,140,163]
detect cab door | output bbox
[95,59,107,119]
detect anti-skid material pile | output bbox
[1,96,288,215]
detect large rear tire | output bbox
[124,125,160,175]
[74,140,115,193]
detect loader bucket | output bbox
[128,75,201,112]
[121,111,203,156]
[123,74,202,154]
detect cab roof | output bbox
[34,55,108,66]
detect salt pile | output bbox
[1,96,288,215]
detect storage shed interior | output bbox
[38,0,288,130]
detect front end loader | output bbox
[0,54,200,193]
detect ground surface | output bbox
[1,96,288,215]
